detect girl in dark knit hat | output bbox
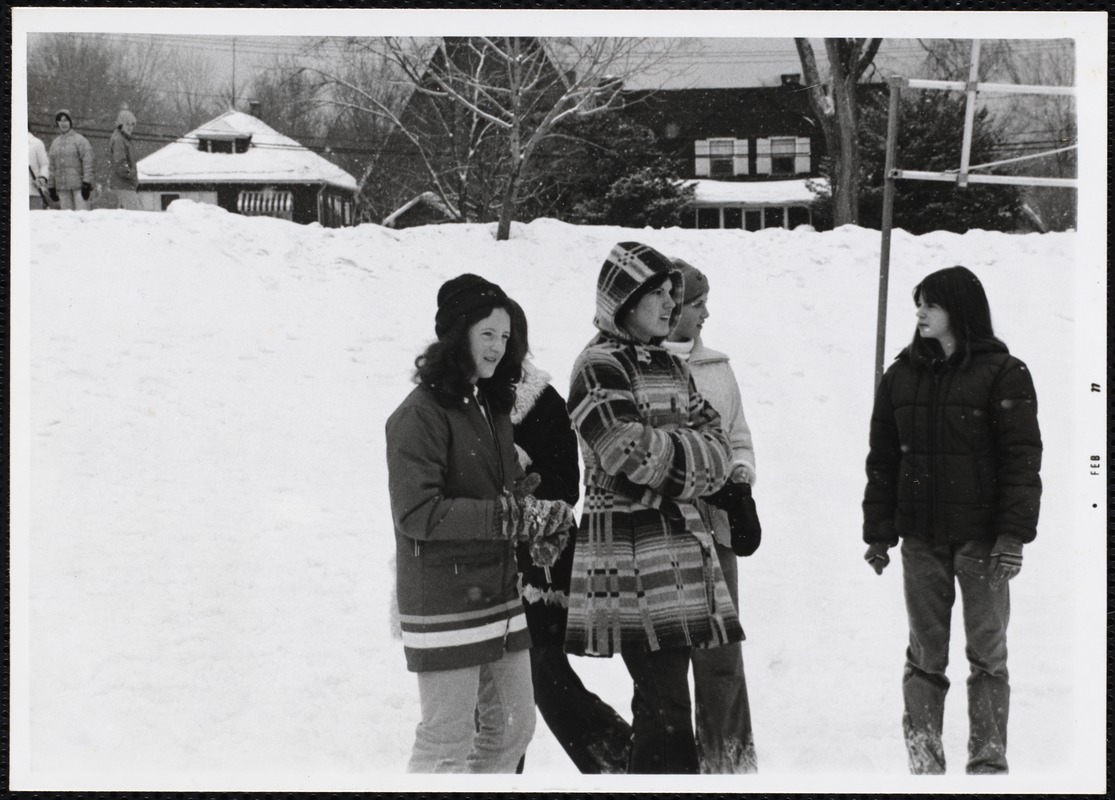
[386,274,575,773]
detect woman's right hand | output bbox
[495,492,574,542]
[864,542,891,575]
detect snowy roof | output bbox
[137,110,357,192]
[683,178,826,207]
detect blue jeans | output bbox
[901,536,1011,775]
[408,649,535,773]
[621,646,698,774]
[691,540,757,773]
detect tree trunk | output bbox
[831,70,860,226]
[824,39,863,227]
[496,165,519,241]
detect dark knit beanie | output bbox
[434,273,509,338]
[672,258,710,303]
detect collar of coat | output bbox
[510,359,552,425]
[664,337,730,365]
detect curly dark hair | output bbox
[414,300,524,414]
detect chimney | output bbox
[248,100,262,118]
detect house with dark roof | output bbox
[137,110,358,227]
[621,75,829,229]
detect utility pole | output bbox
[231,37,236,110]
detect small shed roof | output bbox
[683,178,825,207]
[138,110,357,192]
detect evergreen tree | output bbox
[523,112,692,229]
[859,90,1023,234]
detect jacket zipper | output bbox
[928,367,941,540]
[480,390,514,643]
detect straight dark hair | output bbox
[414,300,524,413]
[906,265,1007,366]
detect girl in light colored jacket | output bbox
[47,109,94,211]
[664,257,758,774]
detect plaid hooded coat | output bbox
[564,242,745,657]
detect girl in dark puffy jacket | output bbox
[862,265,1042,776]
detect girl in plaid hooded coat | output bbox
[564,241,744,773]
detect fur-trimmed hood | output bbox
[511,359,552,425]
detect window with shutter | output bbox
[771,137,797,176]
[709,138,735,178]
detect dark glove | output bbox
[705,481,762,557]
[989,535,1023,589]
[48,187,59,202]
[864,542,891,575]
[81,182,92,201]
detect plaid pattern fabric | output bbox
[564,241,743,656]
[593,242,683,339]
[565,489,743,656]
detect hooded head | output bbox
[593,241,683,343]
[116,109,137,129]
[54,109,73,130]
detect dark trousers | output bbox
[529,645,631,773]
[901,537,1011,775]
[620,646,698,774]
[691,541,757,773]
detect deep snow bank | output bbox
[13,202,1105,793]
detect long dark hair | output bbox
[906,265,1006,365]
[507,298,531,357]
[414,300,524,413]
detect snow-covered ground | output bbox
[10,203,1106,794]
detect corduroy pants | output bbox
[691,540,758,773]
[407,648,535,773]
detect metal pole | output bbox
[957,40,982,189]
[232,37,237,109]
[875,76,903,389]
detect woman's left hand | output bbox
[989,536,1023,588]
[730,464,754,484]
